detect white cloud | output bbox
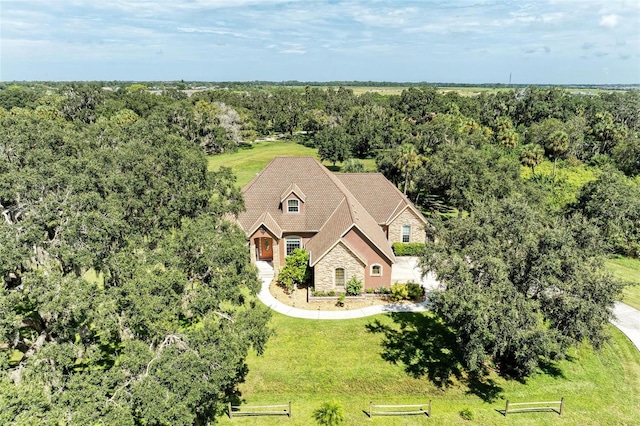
[599,14,620,28]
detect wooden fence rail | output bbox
[368,401,431,417]
[504,398,564,416]
[228,402,291,419]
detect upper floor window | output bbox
[402,225,411,243]
[287,199,299,213]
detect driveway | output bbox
[612,302,640,352]
[390,256,441,291]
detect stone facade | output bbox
[314,242,365,292]
[388,208,425,244]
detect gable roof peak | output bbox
[280,182,307,203]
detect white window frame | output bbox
[402,225,411,243]
[287,199,299,213]
[370,264,382,276]
[335,268,346,287]
[285,237,302,256]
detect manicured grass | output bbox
[219,312,640,425]
[208,140,377,188]
[607,256,640,310]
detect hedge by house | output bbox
[392,242,426,256]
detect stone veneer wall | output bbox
[272,239,280,273]
[313,242,365,292]
[388,208,425,244]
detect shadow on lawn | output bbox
[366,312,503,402]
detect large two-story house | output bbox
[236,157,427,292]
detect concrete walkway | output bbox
[255,260,432,320]
[255,262,640,353]
[612,302,640,352]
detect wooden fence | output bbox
[504,397,564,416]
[368,401,431,417]
[228,401,291,419]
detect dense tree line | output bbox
[0,100,271,424]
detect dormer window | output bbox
[281,183,306,214]
[287,199,299,213]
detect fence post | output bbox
[288,401,292,417]
[228,402,232,419]
[428,400,432,417]
[559,397,564,416]
[369,401,372,418]
[505,400,509,416]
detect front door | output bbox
[259,237,273,260]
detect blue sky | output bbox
[1,0,638,84]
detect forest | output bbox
[0,82,638,424]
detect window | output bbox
[402,225,411,243]
[287,199,299,213]
[285,237,301,256]
[371,264,382,276]
[335,268,345,286]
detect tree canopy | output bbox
[422,196,623,378]
[0,108,271,425]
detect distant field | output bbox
[208,140,376,188]
[218,312,640,426]
[607,256,640,311]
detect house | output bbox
[236,157,427,292]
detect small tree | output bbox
[316,126,352,166]
[341,158,365,172]
[313,401,345,426]
[278,248,311,293]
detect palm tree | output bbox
[313,401,345,426]
[545,130,569,180]
[394,143,424,195]
[519,144,545,176]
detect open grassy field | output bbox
[207,140,376,188]
[607,256,640,311]
[219,312,640,425]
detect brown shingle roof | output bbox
[280,183,307,203]
[336,173,427,225]
[238,157,346,233]
[238,157,412,266]
[247,211,283,239]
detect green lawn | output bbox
[219,312,640,425]
[607,256,640,310]
[208,140,377,188]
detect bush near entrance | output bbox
[278,248,311,293]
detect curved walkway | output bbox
[255,261,429,320]
[255,262,640,352]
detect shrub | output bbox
[389,283,409,301]
[365,288,374,294]
[392,242,426,256]
[278,248,310,293]
[459,407,474,421]
[336,293,346,307]
[313,401,345,426]
[406,281,424,300]
[376,286,389,294]
[346,276,363,296]
[328,290,336,296]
